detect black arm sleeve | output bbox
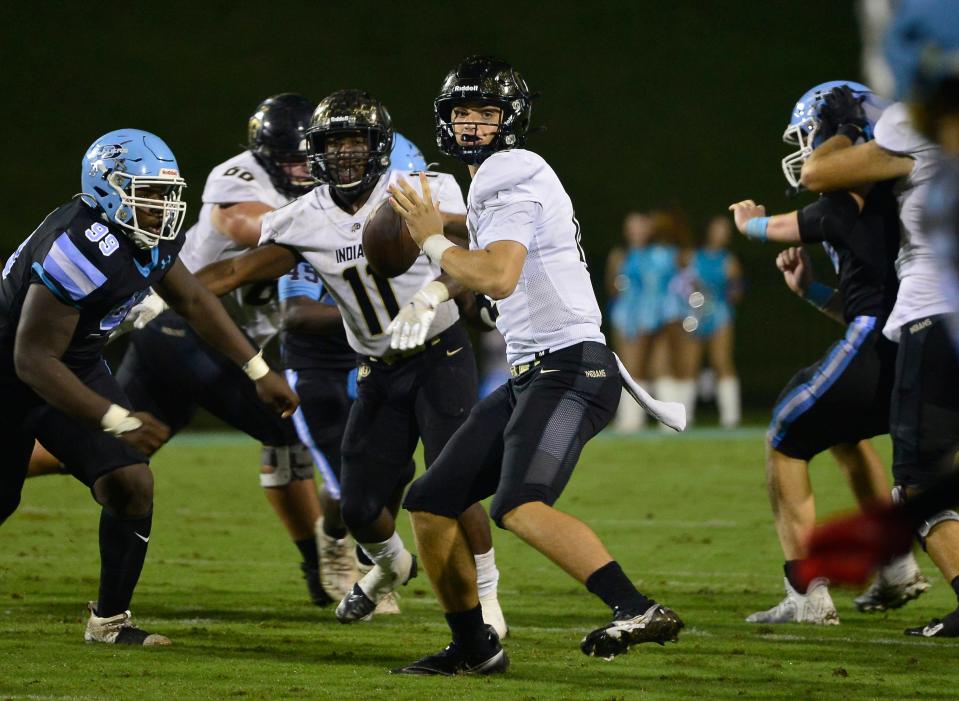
[797,192,860,244]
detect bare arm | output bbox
[729,200,802,243]
[193,243,298,296]
[281,295,343,336]
[210,202,274,247]
[436,241,527,300]
[775,247,845,325]
[605,247,625,298]
[14,286,111,426]
[801,137,914,192]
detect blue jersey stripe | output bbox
[768,316,877,447]
[43,233,107,301]
[31,262,81,308]
[278,277,323,302]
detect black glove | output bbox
[818,85,868,141]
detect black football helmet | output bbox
[248,93,316,198]
[434,56,533,165]
[306,90,394,196]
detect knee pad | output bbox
[918,510,959,545]
[260,445,291,487]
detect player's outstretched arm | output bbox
[193,243,298,297]
[156,260,299,417]
[210,202,274,248]
[13,285,170,452]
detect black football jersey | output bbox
[798,181,901,324]
[0,197,184,368]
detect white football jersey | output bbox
[179,151,292,346]
[260,170,466,357]
[874,102,951,340]
[467,149,604,365]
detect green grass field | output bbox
[2,429,958,700]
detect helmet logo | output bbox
[159,168,180,177]
[330,116,356,124]
[454,85,478,92]
[90,143,128,160]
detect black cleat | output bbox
[391,627,508,676]
[336,554,417,623]
[336,583,376,623]
[581,603,684,659]
[301,563,334,607]
[905,609,959,638]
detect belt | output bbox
[509,348,552,378]
[368,336,442,366]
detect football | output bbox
[362,198,420,278]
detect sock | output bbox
[951,576,959,606]
[474,548,500,600]
[361,532,408,576]
[585,561,654,613]
[97,508,152,618]
[717,376,741,428]
[445,604,494,657]
[295,537,319,570]
[784,560,807,594]
[675,378,697,426]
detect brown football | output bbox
[362,198,420,278]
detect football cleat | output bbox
[391,626,508,676]
[581,603,684,660]
[480,593,509,639]
[905,609,959,637]
[335,554,416,623]
[301,562,334,607]
[84,602,171,646]
[854,553,931,612]
[317,520,357,601]
[746,577,839,625]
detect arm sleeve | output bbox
[797,192,860,244]
[475,201,541,250]
[277,261,323,302]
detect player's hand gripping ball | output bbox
[363,198,420,278]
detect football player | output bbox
[388,56,684,675]
[0,129,297,644]
[112,94,334,606]
[799,79,959,638]
[729,81,928,625]
[799,0,959,638]
[192,89,507,635]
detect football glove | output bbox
[128,290,168,330]
[818,85,868,141]
[387,281,450,350]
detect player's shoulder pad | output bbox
[259,192,310,246]
[202,150,272,204]
[471,149,547,206]
[874,102,933,157]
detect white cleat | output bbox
[480,594,509,639]
[746,578,839,625]
[855,552,931,612]
[84,602,171,645]
[316,519,358,601]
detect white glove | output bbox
[129,290,168,330]
[387,281,450,350]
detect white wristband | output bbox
[422,234,456,264]
[242,350,270,381]
[100,403,143,436]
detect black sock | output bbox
[355,544,373,567]
[323,522,348,540]
[295,537,319,570]
[951,576,959,607]
[784,560,807,594]
[445,604,494,658]
[585,561,655,614]
[97,508,152,618]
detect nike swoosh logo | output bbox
[446,347,463,357]
[540,368,560,374]
[923,623,944,637]
[134,532,150,543]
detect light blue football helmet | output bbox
[885,0,959,101]
[81,129,187,249]
[390,132,427,171]
[781,81,887,189]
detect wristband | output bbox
[101,403,143,436]
[803,281,836,310]
[744,217,769,242]
[242,350,270,381]
[421,279,452,306]
[837,123,865,142]
[422,234,456,264]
